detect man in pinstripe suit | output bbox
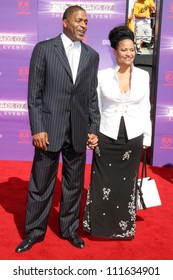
[15,5,100,252]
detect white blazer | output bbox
[97,64,152,146]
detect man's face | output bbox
[63,10,88,41]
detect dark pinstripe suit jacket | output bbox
[28,35,100,153]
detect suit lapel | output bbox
[52,36,90,85]
[52,35,72,80]
[77,42,90,80]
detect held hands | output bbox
[87,134,98,149]
[143,146,148,149]
[33,132,49,151]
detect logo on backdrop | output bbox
[18,66,29,81]
[0,33,32,50]
[50,1,116,19]
[17,0,30,14]
[102,39,110,46]
[0,100,28,117]
[164,71,173,86]
[161,135,173,149]
[168,106,173,120]
[0,33,26,50]
[18,130,31,144]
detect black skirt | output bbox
[83,117,143,239]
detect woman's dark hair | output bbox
[109,25,135,50]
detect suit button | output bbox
[67,108,71,112]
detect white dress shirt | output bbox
[97,64,152,146]
[61,33,81,83]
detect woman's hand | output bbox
[143,146,148,149]
[87,134,98,149]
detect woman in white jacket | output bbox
[83,25,151,240]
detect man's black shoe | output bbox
[67,235,85,249]
[15,237,43,253]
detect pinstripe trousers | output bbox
[25,127,86,239]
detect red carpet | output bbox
[0,160,173,260]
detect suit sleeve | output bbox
[88,52,100,135]
[27,42,46,135]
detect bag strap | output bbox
[137,149,147,209]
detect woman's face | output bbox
[113,39,135,66]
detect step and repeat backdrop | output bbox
[0,0,173,166]
[0,0,126,162]
[152,0,173,166]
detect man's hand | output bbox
[33,132,49,151]
[87,134,98,149]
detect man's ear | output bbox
[62,19,68,28]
